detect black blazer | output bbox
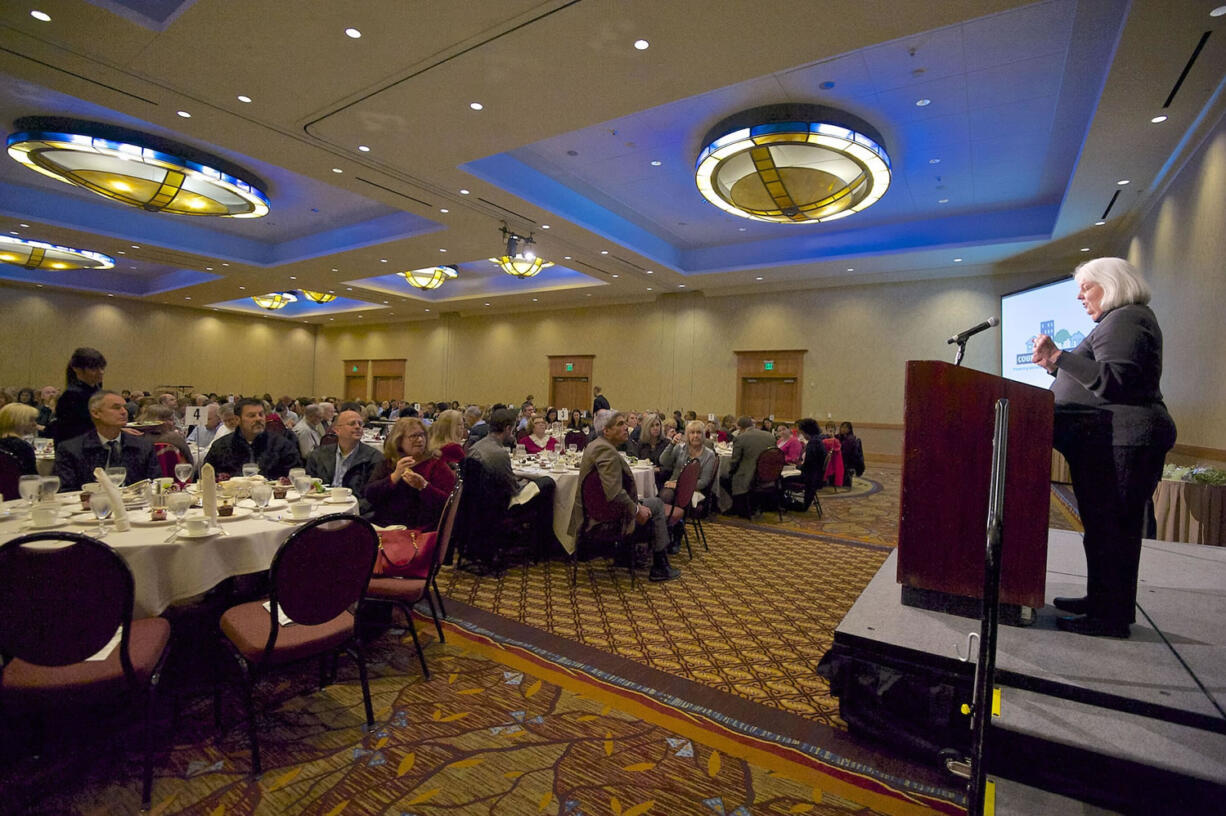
[202,430,302,480]
[53,430,160,492]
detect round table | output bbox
[513,463,657,554]
[0,494,358,617]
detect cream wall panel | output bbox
[0,287,316,397]
[1125,113,1226,451]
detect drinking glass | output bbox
[18,475,42,510]
[174,462,193,488]
[242,463,260,479]
[105,466,127,488]
[167,491,193,536]
[288,467,307,483]
[293,475,313,500]
[34,476,60,506]
[91,493,113,538]
[514,444,527,462]
[567,444,577,455]
[251,483,273,519]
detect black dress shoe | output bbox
[1052,596,1090,615]
[1056,615,1130,638]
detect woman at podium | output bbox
[1031,258,1176,638]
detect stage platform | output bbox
[822,529,1226,813]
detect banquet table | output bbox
[0,494,358,617]
[513,461,657,554]
[1153,478,1226,548]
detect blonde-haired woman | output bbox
[0,402,39,476]
[428,408,467,466]
[365,417,456,529]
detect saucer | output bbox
[322,496,355,504]
[178,527,219,539]
[189,507,253,522]
[26,518,71,531]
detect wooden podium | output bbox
[897,361,1054,614]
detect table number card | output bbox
[558,408,569,421]
[185,406,205,427]
[708,413,716,421]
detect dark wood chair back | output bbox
[0,449,21,503]
[753,446,786,484]
[672,458,701,511]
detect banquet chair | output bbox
[822,436,844,492]
[153,442,183,478]
[362,481,463,679]
[0,532,172,810]
[452,457,533,574]
[564,430,587,451]
[748,447,787,521]
[215,513,378,776]
[0,448,21,501]
[574,468,645,585]
[319,431,338,448]
[662,458,701,560]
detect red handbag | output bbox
[374,528,438,578]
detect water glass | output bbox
[242,463,260,479]
[293,475,313,499]
[288,467,307,482]
[18,475,42,509]
[251,483,273,519]
[167,491,193,535]
[514,444,527,462]
[174,462,193,487]
[105,466,127,488]
[91,493,113,538]
[567,444,578,454]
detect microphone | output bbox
[947,316,1000,344]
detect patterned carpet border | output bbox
[812,477,884,500]
[438,607,965,815]
[713,515,897,553]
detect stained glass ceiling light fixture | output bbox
[695,104,891,224]
[252,291,297,310]
[401,265,458,290]
[7,117,270,218]
[490,224,553,279]
[300,290,336,303]
[0,235,114,270]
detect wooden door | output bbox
[772,377,800,420]
[735,350,805,421]
[741,378,773,419]
[371,359,405,403]
[547,355,594,411]
[343,360,369,402]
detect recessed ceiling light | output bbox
[332,268,339,272]
[650,160,662,167]
[332,168,343,174]
[484,302,490,307]
[1080,247,1091,252]
[131,244,140,249]
[954,258,963,263]
[383,300,389,304]
[358,314,363,317]
[424,308,430,312]
[645,269,653,275]
[328,290,335,294]
[600,250,609,255]
[929,158,941,164]
[346,287,353,291]
[205,266,213,270]
[678,284,686,288]
[738,227,747,231]
[1150,115,1167,124]
[938,198,949,204]
[380,258,387,263]
[1095,220,1106,226]
[289,275,297,280]
[586,293,592,297]
[439,248,447,252]
[358,145,370,152]
[634,39,649,50]
[439,208,448,213]
[1117,179,1130,185]
[35,284,43,288]
[107,293,114,297]
[459,188,470,195]
[30,10,51,22]
[610,273,619,278]
[915,98,931,107]
[563,256,572,260]
[345,27,362,38]
[646,287,653,291]
[176,110,191,118]
[532,298,538,302]
[1211,5,1226,17]
[238,286,246,290]
[184,296,191,300]
[329,318,334,321]
[221,262,229,266]
[846,268,854,272]
[19,223,29,228]
[755,276,764,281]
[541,224,550,229]
[469,102,483,111]
[237,95,252,103]
[117,250,125,255]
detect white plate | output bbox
[178,527,219,539]
[24,518,72,531]
[276,511,321,524]
[322,495,356,505]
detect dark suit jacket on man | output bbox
[202,430,301,480]
[728,427,776,496]
[53,431,161,492]
[568,434,638,538]
[305,441,383,516]
[464,420,490,450]
[592,394,610,413]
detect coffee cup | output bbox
[289,502,312,519]
[184,517,210,535]
[30,504,59,527]
[329,486,352,501]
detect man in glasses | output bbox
[305,409,382,516]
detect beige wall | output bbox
[313,270,1052,423]
[0,287,317,397]
[1125,111,1226,455]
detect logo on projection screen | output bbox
[1013,319,1086,365]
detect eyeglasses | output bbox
[405,432,426,439]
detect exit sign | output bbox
[351,365,358,373]
[763,360,774,371]
[565,362,574,372]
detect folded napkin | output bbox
[692,490,705,509]
[509,480,540,508]
[201,463,218,525]
[93,467,131,532]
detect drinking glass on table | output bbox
[242,463,260,479]
[104,466,127,488]
[288,467,306,483]
[567,444,577,455]
[18,474,42,511]
[91,492,113,538]
[293,475,313,500]
[167,491,193,536]
[514,444,527,462]
[39,475,61,503]
[250,483,273,519]
[174,462,193,488]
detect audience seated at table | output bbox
[568,411,680,582]
[659,419,717,508]
[468,408,556,554]
[776,423,804,464]
[0,403,39,476]
[837,421,865,487]
[54,390,161,491]
[305,409,382,516]
[630,412,669,486]
[185,402,221,450]
[137,405,194,466]
[202,398,301,480]
[365,416,456,528]
[783,418,828,512]
[522,416,557,454]
[721,415,776,517]
[463,405,489,450]
[428,409,467,466]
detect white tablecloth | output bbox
[513,464,657,554]
[1,496,357,617]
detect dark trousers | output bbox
[1058,419,1168,625]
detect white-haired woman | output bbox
[1032,257,1176,639]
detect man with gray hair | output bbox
[464,404,489,449]
[187,402,222,449]
[53,390,160,491]
[294,403,326,458]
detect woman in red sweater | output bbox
[365,417,456,530]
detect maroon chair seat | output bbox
[662,458,701,559]
[748,446,787,521]
[576,468,644,583]
[153,442,183,478]
[564,430,587,451]
[216,512,378,776]
[364,480,464,679]
[0,532,171,810]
